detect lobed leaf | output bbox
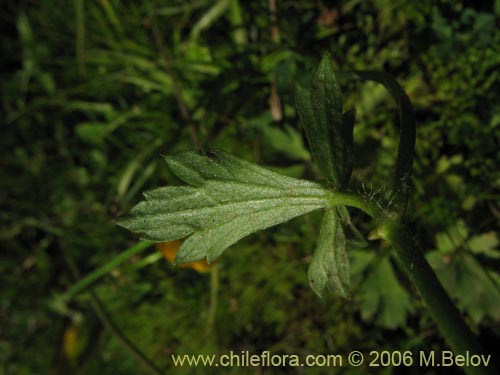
[295,53,354,189]
[308,208,350,298]
[117,148,331,265]
[357,256,413,329]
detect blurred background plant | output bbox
[1,1,499,374]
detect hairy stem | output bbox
[328,191,384,219]
[378,220,497,375]
[338,70,416,215]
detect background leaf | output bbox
[355,255,413,329]
[427,252,500,324]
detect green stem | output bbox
[63,249,166,375]
[205,265,219,336]
[63,240,153,301]
[338,70,416,215]
[74,0,86,75]
[378,220,497,375]
[348,71,416,196]
[329,191,384,219]
[88,292,166,375]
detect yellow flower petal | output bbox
[157,240,215,273]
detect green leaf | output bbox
[295,53,354,189]
[427,251,500,324]
[308,208,350,298]
[358,257,413,329]
[435,219,469,253]
[189,0,231,41]
[469,232,500,259]
[117,149,331,264]
[262,125,311,161]
[75,122,108,145]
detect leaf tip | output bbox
[308,278,325,299]
[314,52,335,82]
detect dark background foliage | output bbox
[1,1,499,374]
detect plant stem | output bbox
[329,191,384,219]
[338,70,416,215]
[148,7,201,150]
[378,219,497,375]
[63,240,153,301]
[87,292,166,375]
[74,0,86,75]
[63,249,166,375]
[206,265,219,336]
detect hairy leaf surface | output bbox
[308,208,350,298]
[117,149,332,264]
[295,53,354,189]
